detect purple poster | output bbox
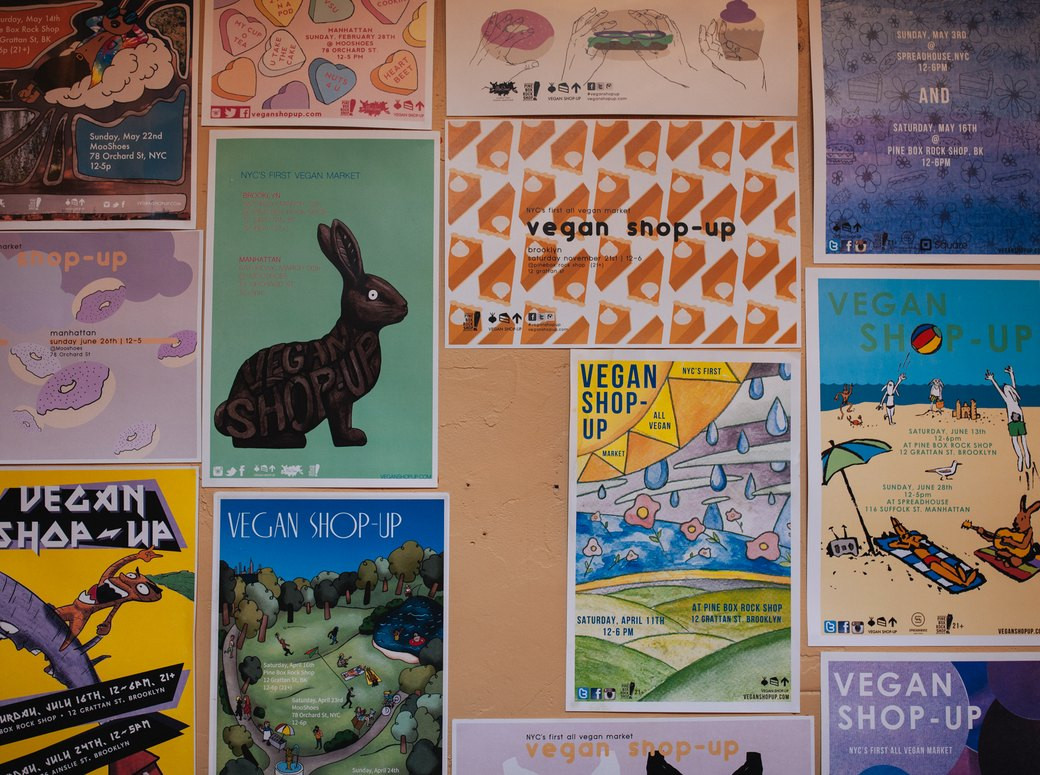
[453,717,813,774]
[0,231,201,463]
[824,653,1040,775]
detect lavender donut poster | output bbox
[0,231,201,464]
[823,653,1040,775]
[811,0,1040,261]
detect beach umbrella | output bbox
[274,723,295,736]
[822,438,892,554]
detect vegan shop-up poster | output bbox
[823,653,1040,775]
[808,269,1040,645]
[211,492,446,775]
[0,467,197,775]
[568,351,799,712]
[1,231,202,464]
[0,0,197,227]
[204,130,437,488]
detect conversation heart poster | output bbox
[211,492,446,775]
[811,0,1040,261]
[0,231,202,464]
[823,653,1040,775]
[568,351,799,712]
[808,268,1040,646]
[204,130,437,488]
[0,467,197,775]
[453,717,814,774]
[0,0,197,228]
[446,119,801,348]
[203,0,432,128]
[445,0,797,117]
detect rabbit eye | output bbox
[136,583,151,595]
[367,290,379,301]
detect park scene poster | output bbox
[211,492,446,775]
[0,467,197,774]
[808,269,1040,645]
[568,350,799,712]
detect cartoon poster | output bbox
[453,716,814,774]
[445,0,797,117]
[0,231,202,464]
[0,467,197,775]
[808,268,1040,645]
[0,0,196,227]
[811,0,1040,261]
[211,492,446,775]
[823,653,1040,775]
[446,119,800,348]
[203,0,432,128]
[568,351,799,712]
[204,130,437,488]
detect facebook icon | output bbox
[838,621,851,634]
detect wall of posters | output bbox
[1,231,202,464]
[445,0,797,117]
[204,130,437,487]
[808,268,1040,645]
[203,0,432,128]
[0,0,196,227]
[454,716,814,774]
[823,653,1040,775]
[811,0,1040,261]
[568,351,798,712]
[0,467,197,775]
[446,119,800,348]
[211,492,446,775]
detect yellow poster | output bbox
[0,467,196,774]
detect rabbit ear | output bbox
[317,222,334,260]
[330,219,364,286]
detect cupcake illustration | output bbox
[719,0,765,60]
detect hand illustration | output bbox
[136,547,162,562]
[471,11,541,78]
[560,7,615,85]
[629,9,696,88]
[698,20,765,90]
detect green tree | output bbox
[399,664,436,696]
[222,725,258,766]
[391,710,418,754]
[389,541,425,595]
[358,559,379,605]
[233,600,262,649]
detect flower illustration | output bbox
[681,517,705,541]
[886,76,921,120]
[582,537,603,557]
[625,549,639,561]
[932,203,960,234]
[858,198,871,214]
[624,493,660,528]
[831,170,844,185]
[840,11,857,30]
[725,508,742,522]
[698,547,712,558]
[855,163,881,193]
[746,531,781,561]
[960,160,986,188]
[962,11,988,41]
[996,75,1036,119]
[859,22,888,51]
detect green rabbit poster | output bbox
[205,131,438,487]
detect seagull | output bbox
[925,460,960,480]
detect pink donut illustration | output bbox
[8,342,61,384]
[35,361,116,428]
[114,421,159,455]
[157,329,198,367]
[11,407,42,434]
[72,278,126,324]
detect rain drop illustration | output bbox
[768,493,777,505]
[706,421,719,446]
[670,490,680,507]
[597,485,607,499]
[710,464,727,491]
[703,500,724,530]
[766,397,789,436]
[770,460,788,472]
[749,377,764,399]
[644,459,669,490]
[744,473,757,499]
[736,430,750,454]
[778,362,791,380]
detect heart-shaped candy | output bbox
[259,29,306,76]
[219,9,266,56]
[212,57,257,101]
[370,49,418,95]
[254,0,303,27]
[402,2,426,47]
[308,58,357,104]
[361,0,409,25]
[309,0,355,23]
[263,80,311,109]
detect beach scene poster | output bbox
[808,269,1040,645]
[568,350,799,712]
[211,492,446,775]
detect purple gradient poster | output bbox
[0,231,201,463]
[453,717,814,774]
[823,653,1040,775]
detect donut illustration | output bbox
[35,361,115,428]
[72,278,127,324]
[9,342,61,384]
[157,329,198,367]
[114,421,159,456]
[11,407,42,434]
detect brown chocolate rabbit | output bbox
[214,219,408,448]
